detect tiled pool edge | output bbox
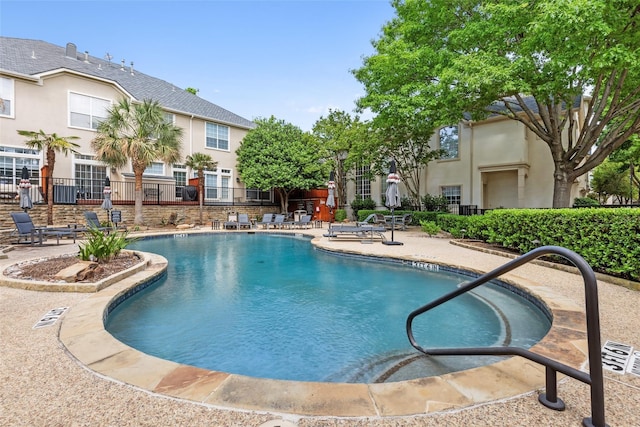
[57,233,589,418]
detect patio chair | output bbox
[237,213,253,229]
[357,213,377,226]
[270,214,292,229]
[10,212,79,245]
[84,211,114,234]
[257,213,275,228]
[292,214,313,229]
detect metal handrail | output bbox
[406,245,608,427]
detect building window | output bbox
[203,168,231,200]
[441,185,461,205]
[74,159,107,200]
[439,125,459,160]
[0,77,14,117]
[172,164,186,198]
[164,112,175,124]
[205,123,229,150]
[355,165,371,199]
[144,162,164,175]
[69,92,110,130]
[0,146,40,195]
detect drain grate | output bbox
[33,307,68,329]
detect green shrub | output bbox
[78,228,133,263]
[436,214,471,238]
[573,197,600,207]
[421,193,449,212]
[420,220,441,236]
[467,208,640,281]
[334,209,347,222]
[350,196,376,219]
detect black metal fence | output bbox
[0,178,276,207]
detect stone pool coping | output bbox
[57,232,590,417]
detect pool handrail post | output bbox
[406,245,608,427]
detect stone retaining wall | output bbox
[0,204,279,229]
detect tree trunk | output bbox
[46,148,55,225]
[552,168,574,208]
[277,188,289,214]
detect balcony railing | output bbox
[0,178,275,207]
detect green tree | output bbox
[609,135,640,202]
[354,0,640,208]
[185,152,217,225]
[312,110,366,209]
[17,129,80,225]
[237,116,326,213]
[92,99,183,225]
[591,159,634,204]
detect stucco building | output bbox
[0,37,258,205]
[347,102,591,213]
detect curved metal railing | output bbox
[406,245,608,427]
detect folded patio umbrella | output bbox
[19,166,33,212]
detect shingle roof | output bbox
[0,37,255,129]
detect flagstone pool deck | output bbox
[1,226,638,426]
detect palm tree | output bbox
[17,130,80,225]
[92,99,183,225]
[185,152,217,225]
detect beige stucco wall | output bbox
[1,71,250,187]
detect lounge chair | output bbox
[292,214,313,229]
[270,214,292,229]
[84,211,114,233]
[10,212,79,245]
[357,213,378,226]
[257,213,275,228]
[323,223,387,242]
[224,213,252,230]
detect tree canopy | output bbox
[18,129,80,224]
[354,0,640,207]
[237,116,327,213]
[312,110,368,208]
[92,99,183,225]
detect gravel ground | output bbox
[1,230,639,427]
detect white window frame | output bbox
[172,164,187,198]
[205,122,230,151]
[68,92,110,130]
[0,77,15,118]
[355,165,371,199]
[73,153,107,200]
[439,125,459,160]
[441,185,461,205]
[144,162,165,176]
[0,146,40,193]
[203,168,232,200]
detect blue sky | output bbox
[0,0,395,131]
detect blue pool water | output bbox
[106,233,551,383]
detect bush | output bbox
[420,220,441,236]
[466,208,640,281]
[334,209,347,222]
[78,228,133,263]
[573,197,600,207]
[351,196,376,219]
[436,214,471,238]
[421,193,449,212]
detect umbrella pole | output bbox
[383,207,403,246]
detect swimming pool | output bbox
[106,233,551,383]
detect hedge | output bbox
[438,209,640,281]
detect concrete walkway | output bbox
[1,226,638,426]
